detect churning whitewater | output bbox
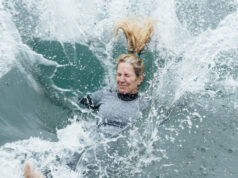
[0,0,238,177]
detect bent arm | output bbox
[78,95,100,110]
[78,90,105,110]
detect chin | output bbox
[118,89,128,94]
[119,91,126,94]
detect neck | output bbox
[117,92,139,101]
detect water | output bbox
[0,0,238,177]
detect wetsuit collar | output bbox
[117,92,138,101]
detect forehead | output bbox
[117,62,134,73]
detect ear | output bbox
[137,74,144,86]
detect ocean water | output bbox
[0,0,238,177]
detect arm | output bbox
[79,95,100,110]
[78,90,104,110]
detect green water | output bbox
[0,67,66,144]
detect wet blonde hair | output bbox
[115,17,155,77]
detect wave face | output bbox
[1,0,238,177]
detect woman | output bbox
[24,17,154,178]
[79,17,154,137]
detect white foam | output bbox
[154,8,238,104]
[0,9,20,78]
[151,0,192,53]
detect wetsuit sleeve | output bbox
[79,95,97,109]
[79,90,104,110]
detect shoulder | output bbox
[90,88,116,102]
[91,88,115,97]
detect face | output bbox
[116,62,143,94]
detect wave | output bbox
[0,0,238,177]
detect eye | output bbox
[125,74,129,77]
[117,73,121,77]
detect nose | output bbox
[118,75,125,82]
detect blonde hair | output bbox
[115,17,155,77]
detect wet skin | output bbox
[116,62,143,94]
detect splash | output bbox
[0,0,238,177]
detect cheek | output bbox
[126,78,133,84]
[129,78,137,86]
[116,76,120,82]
